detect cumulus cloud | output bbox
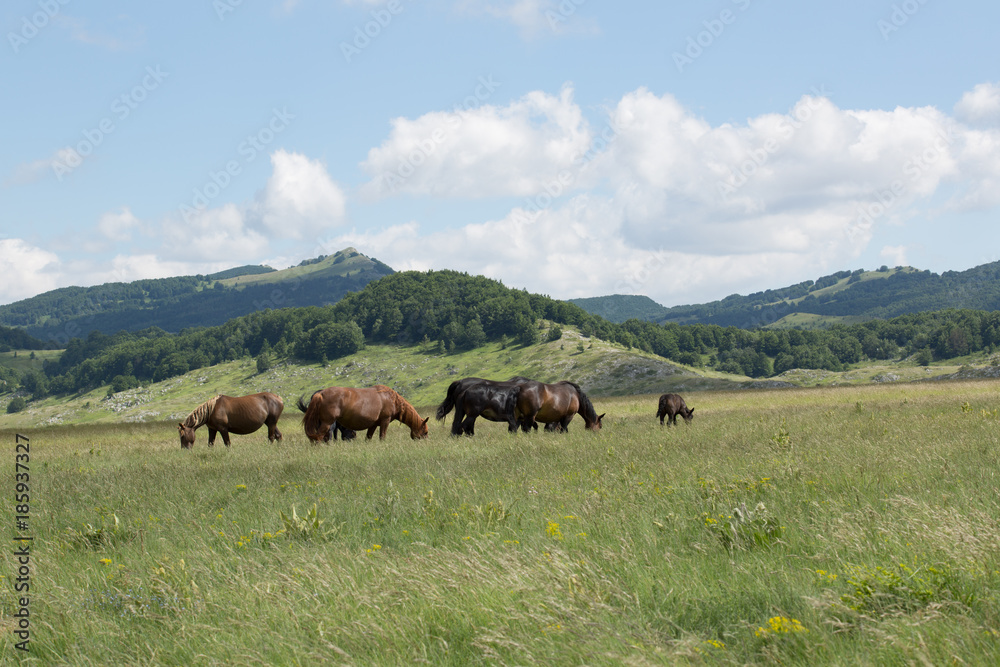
[255,150,348,238]
[153,150,348,266]
[955,82,1000,126]
[360,85,592,199]
[160,203,270,263]
[0,240,61,305]
[346,82,1000,305]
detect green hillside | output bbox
[571,263,1000,329]
[0,247,392,341]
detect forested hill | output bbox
[7,267,1000,402]
[0,248,393,342]
[575,262,1000,328]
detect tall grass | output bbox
[3,380,1000,664]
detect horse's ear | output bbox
[689,408,695,414]
[422,417,429,426]
[598,413,605,421]
[177,423,184,431]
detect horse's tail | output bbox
[436,380,461,420]
[503,384,522,419]
[298,390,326,439]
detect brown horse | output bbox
[177,392,284,448]
[514,379,604,432]
[298,385,429,441]
[657,393,694,426]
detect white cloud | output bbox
[345,82,1000,305]
[361,85,592,199]
[97,206,141,242]
[4,148,79,187]
[0,240,61,305]
[880,245,908,267]
[255,150,348,238]
[456,0,598,38]
[160,203,270,263]
[955,82,1000,126]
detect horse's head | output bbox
[586,413,605,431]
[682,408,694,424]
[178,422,196,448]
[410,417,430,440]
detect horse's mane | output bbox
[382,385,424,428]
[563,382,599,423]
[183,396,219,429]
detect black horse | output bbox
[436,377,523,435]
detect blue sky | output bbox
[2,0,999,308]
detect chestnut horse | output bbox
[298,385,429,441]
[514,379,604,433]
[177,392,284,448]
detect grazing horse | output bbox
[657,393,694,426]
[298,385,429,441]
[514,379,604,433]
[177,392,284,448]
[436,377,523,435]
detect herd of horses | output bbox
[175,378,695,448]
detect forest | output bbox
[6,269,1000,407]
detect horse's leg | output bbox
[208,427,217,447]
[221,429,232,447]
[366,425,377,440]
[451,407,465,436]
[378,419,390,440]
[507,415,519,433]
[463,414,476,436]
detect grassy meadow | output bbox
[3,379,1000,664]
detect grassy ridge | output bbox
[2,380,999,664]
[0,330,713,429]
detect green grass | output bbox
[3,380,1000,664]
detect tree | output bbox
[6,396,26,414]
[546,325,563,343]
[256,351,271,374]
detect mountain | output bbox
[0,248,393,343]
[574,262,1000,328]
[568,295,669,324]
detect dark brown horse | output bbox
[657,393,694,426]
[177,392,284,448]
[298,385,429,441]
[514,379,604,432]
